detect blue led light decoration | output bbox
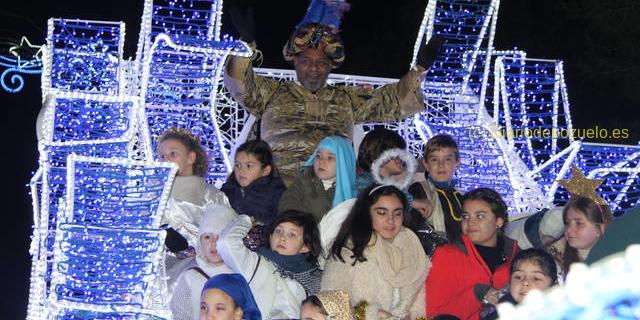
[406,0,550,213]
[136,0,225,63]
[29,1,250,318]
[47,155,177,319]
[557,143,640,215]
[28,93,140,320]
[136,0,251,183]
[491,55,639,215]
[0,37,43,93]
[43,19,125,95]
[493,56,573,169]
[576,144,640,212]
[29,19,137,315]
[465,49,527,119]
[412,0,501,125]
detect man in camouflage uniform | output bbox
[225,5,441,184]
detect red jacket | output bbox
[426,235,518,320]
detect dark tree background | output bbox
[1,0,637,318]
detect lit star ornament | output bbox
[558,165,607,205]
[8,36,43,68]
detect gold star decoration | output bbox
[558,165,607,205]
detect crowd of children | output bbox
[156,127,623,320]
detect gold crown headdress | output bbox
[317,290,354,320]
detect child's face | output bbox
[158,139,196,176]
[379,157,405,177]
[564,208,603,251]
[269,222,310,256]
[313,149,337,181]
[461,199,504,247]
[423,147,459,182]
[200,233,223,265]
[234,151,271,188]
[200,288,243,320]
[509,260,553,303]
[370,194,404,240]
[300,302,326,320]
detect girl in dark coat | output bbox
[221,140,286,248]
[222,140,286,226]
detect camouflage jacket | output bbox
[225,57,425,183]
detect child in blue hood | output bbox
[278,135,356,222]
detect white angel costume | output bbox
[169,204,237,320]
[163,176,230,293]
[162,176,230,247]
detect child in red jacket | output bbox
[426,188,518,320]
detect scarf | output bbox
[367,227,429,288]
[256,247,322,296]
[255,247,317,273]
[427,175,457,190]
[427,176,463,241]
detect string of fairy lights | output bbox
[19,0,640,318]
[28,0,249,318]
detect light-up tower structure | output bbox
[27,0,250,318]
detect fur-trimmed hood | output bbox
[370,148,417,191]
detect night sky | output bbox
[1,0,638,318]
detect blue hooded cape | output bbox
[305,135,356,208]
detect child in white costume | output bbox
[157,128,231,294]
[170,204,236,320]
[157,127,229,248]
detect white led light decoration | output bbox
[135,0,251,184]
[26,0,640,317]
[45,155,176,319]
[43,19,125,96]
[498,245,640,320]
